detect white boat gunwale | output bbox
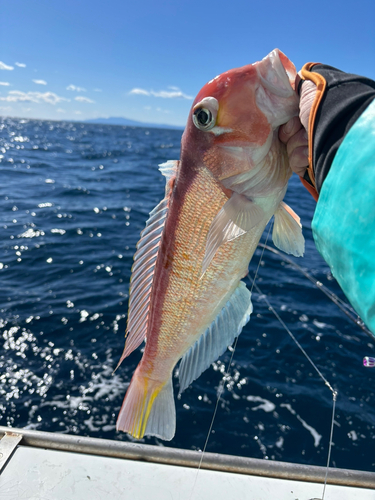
[1,425,374,489]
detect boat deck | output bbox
[1,426,374,499]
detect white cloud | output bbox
[0,90,70,105]
[0,106,12,112]
[0,62,14,71]
[66,84,86,92]
[0,82,10,86]
[74,111,82,115]
[153,89,193,99]
[57,108,66,113]
[74,96,94,103]
[15,62,26,68]
[93,88,102,92]
[129,87,193,100]
[33,79,47,85]
[130,88,150,96]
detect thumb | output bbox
[299,80,316,132]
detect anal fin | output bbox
[179,281,252,394]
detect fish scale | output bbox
[152,170,237,362]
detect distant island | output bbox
[83,116,184,130]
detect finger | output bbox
[299,80,316,131]
[286,127,309,176]
[289,146,309,177]
[286,126,308,157]
[278,116,303,144]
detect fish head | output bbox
[181,49,299,196]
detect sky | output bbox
[1,0,374,127]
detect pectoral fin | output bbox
[202,193,264,274]
[178,281,252,394]
[272,201,304,257]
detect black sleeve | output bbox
[310,65,375,193]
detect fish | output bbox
[116,49,305,441]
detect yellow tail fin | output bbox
[116,372,176,441]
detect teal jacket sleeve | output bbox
[297,63,375,335]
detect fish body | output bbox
[116,49,305,440]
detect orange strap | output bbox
[299,176,319,202]
[300,63,327,193]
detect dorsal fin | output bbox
[116,161,178,369]
[178,281,252,394]
[159,160,178,182]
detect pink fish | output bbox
[116,49,304,440]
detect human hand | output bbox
[279,75,317,177]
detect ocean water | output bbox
[1,117,375,473]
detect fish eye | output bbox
[192,97,218,131]
[193,108,214,130]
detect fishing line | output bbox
[322,391,337,500]
[252,280,335,393]
[188,225,273,500]
[252,278,337,500]
[258,243,373,338]
[191,223,338,499]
